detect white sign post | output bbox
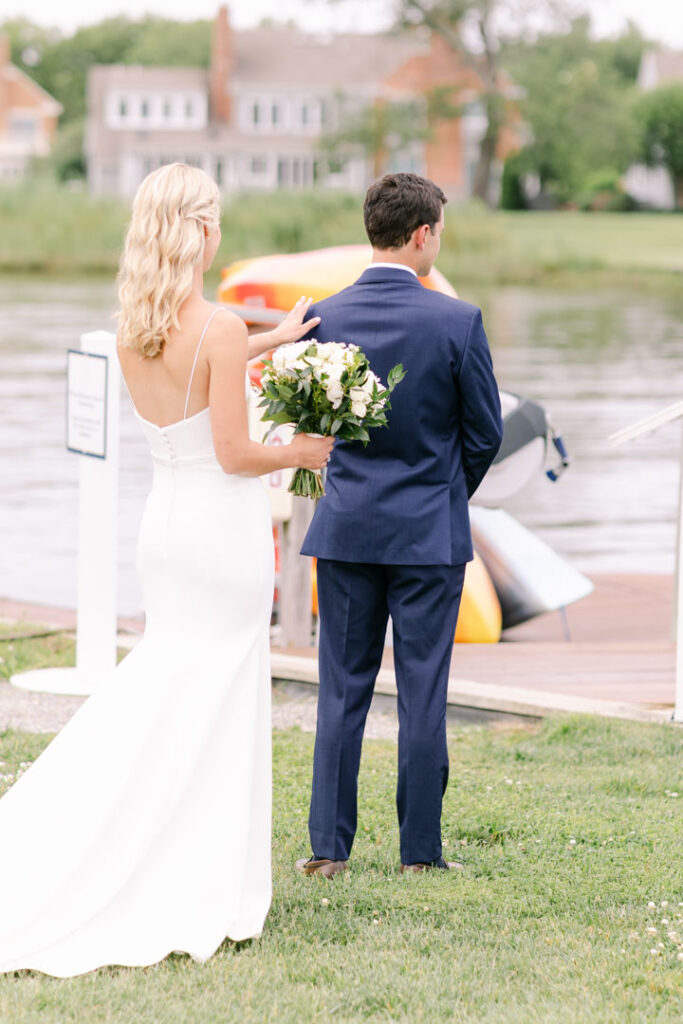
[609,399,683,724]
[12,331,120,697]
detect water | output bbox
[1,276,682,615]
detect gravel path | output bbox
[0,679,400,741]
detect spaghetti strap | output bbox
[183,306,226,420]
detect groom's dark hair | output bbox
[363,173,447,250]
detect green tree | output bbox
[503,17,641,204]
[324,0,567,204]
[2,16,210,125]
[635,84,683,209]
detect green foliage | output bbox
[500,152,529,210]
[1,16,211,126]
[321,96,426,176]
[503,16,643,204]
[635,84,683,206]
[3,180,683,291]
[576,168,635,212]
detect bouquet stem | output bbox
[289,468,325,499]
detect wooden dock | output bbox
[270,574,678,723]
[1,573,678,724]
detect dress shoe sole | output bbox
[400,861,463,873]
[295,857,348,879]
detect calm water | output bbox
[1,276,682,615]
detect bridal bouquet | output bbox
[259,340,406,498]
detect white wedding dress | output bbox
[0,309,274,977]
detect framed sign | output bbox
[66,350,108,459]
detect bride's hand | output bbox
[271,296,321,348]
[289,433,334,470]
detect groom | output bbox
[296,173,503,877]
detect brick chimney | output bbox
[210,5,232,123]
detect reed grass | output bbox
[1,179,681,293]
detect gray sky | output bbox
[3,0,683,47]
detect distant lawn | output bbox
[1,179,680,293]
[1,705,682,1021]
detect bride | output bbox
[0,163,333,977]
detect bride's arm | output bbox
[207,315,333,477]
[246,296,321,361]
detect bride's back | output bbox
[118,294,219,428]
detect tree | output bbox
[321,92,448,179]
[398,0,509,203]
[502,17,641,204]
[635,84,683,209]
[1,16,211,125]
[323,0,573,203]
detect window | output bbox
[162,98,173,119]
[8,114,38,139]
[250,156,268,175]
[119,99,128,118]
[272,103,281,127]
[185,99,194,120]
[140,99,150,119]
[215,159,223,186]
[252,102,260,126]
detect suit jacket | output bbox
[300,266,503,566]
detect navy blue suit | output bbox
[301,266,503,864]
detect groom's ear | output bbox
[414,224,430,250]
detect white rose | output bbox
[272,348,288,372]
[351,400,368,418]
[326,380,344,408]
[349,386,368,403]
[324,362,344,382]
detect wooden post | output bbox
[279,496,315,649]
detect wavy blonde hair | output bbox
[117,163,220,357]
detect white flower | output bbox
[662,901,669,908]
[648,902,656,909]
[351,400,368,418]
[326,380,344,409]
[324,362,345,382]
[646,927,658,936]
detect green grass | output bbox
[0,624,76,681]
[1,179,681,293]
[0,628,682,1022]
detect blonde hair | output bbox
[117,163,220,357]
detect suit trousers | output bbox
[309,558,466,865]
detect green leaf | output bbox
[387,364,406,390]
[331,418,343,435]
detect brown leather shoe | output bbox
[400,857,463,873]
[295,856,348,879]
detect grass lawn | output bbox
[0,628,682,1022]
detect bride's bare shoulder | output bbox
[203,303,248,348]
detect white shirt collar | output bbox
[366,262,418,278]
